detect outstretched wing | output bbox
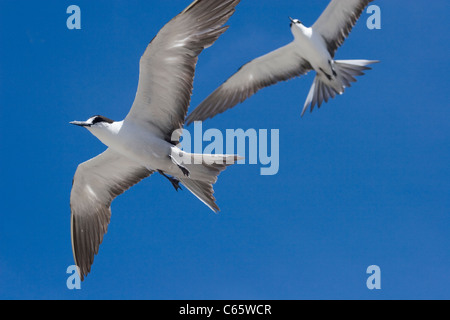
[186,42,312,124]
[125,0,240,142]
[70,149,153,281]
[313,0,374,57]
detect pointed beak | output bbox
[289,17,295,27]
[70,121,91,127]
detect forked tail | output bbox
[302,60,379,116]
[177,153,243,212]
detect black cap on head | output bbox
[92,115,114,125]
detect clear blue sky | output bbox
[0,0,449,299]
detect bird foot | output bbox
[169,177,182,192]
[158,170,183,192]
[169,155,190,177]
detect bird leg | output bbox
[319,67,333,81]
[158,170,182,192]
[329,60,337,77]
[169,155,190,177]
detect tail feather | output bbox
[302,59,378,116]
[179,178,220,212]
[179,154,242,212]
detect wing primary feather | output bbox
[70,149,153,280]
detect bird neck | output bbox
[88,121,123,147]
[292,24,312,40]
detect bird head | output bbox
[289,17,302,28]
[70,115,117,145]
[70,115,115,133]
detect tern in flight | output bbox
[70,0,241,281]
[186,0,379,123]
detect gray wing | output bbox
[186,42,312,124]
[313,0,374,57]
[125,0,240,143]
[70,149,153,281]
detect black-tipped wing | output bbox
[70,149,153,281]
[125,0,240,142]
[313,0,374,57]
[186,42,312,124]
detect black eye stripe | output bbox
[92,115,114,124]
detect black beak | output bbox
[70,121,91,127]
[289,17,294,27]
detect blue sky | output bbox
[0,0,449,299]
